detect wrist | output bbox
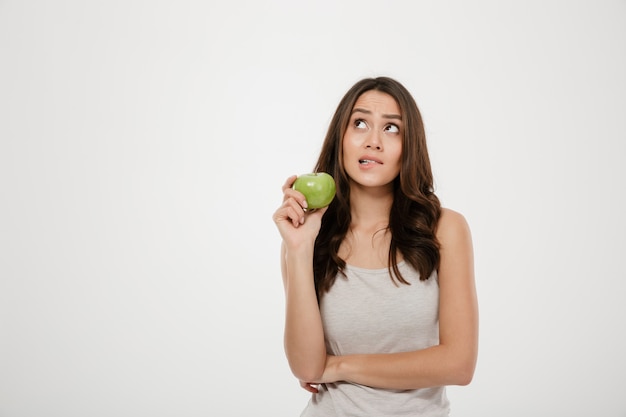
[326,354,346,383]
[284,241,315,259]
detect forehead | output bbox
[352,90,401,114]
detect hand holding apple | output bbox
[292,172,336,209]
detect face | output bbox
[342,90,403,190]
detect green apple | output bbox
[292,172,336,209]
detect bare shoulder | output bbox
[436,208,475,288]
[436,208,472,247]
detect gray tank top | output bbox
[300,261,450,417]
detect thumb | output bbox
[307,205,329,219]
[307,206,328,219]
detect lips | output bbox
[358,156,383,165]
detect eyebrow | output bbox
[351,108,402,121]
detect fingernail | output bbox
[300,217,305,224]
[302,200,308,209]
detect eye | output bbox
[354,119,367,129]
[385,124,400,133]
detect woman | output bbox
[272,76,478,416]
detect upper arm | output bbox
[436,208,479,372]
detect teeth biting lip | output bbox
[359,159,382,165]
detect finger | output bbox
[285,206,303,228]
[282,176,308,208]
[277,202,302,228]
[284,198,306,224]
[300,382,319,394]
[282,188,308,209]
[273,200,302,228]
[281,175,298,193]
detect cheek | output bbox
[340,137,352,165]
[391,142,403,164]
[342,134,358,156]
[391,148,403,175]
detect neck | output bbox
[348,183,394,231]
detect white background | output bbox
[1,1,625,416]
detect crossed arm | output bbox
[281,208,478,391]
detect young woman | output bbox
[272,76,478,416]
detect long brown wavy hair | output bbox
[313,76,442,299]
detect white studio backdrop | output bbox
[1,1,625,416]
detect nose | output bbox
[364,130,382,150]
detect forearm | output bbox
[282,244,327,382]
[331,344,476,390]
